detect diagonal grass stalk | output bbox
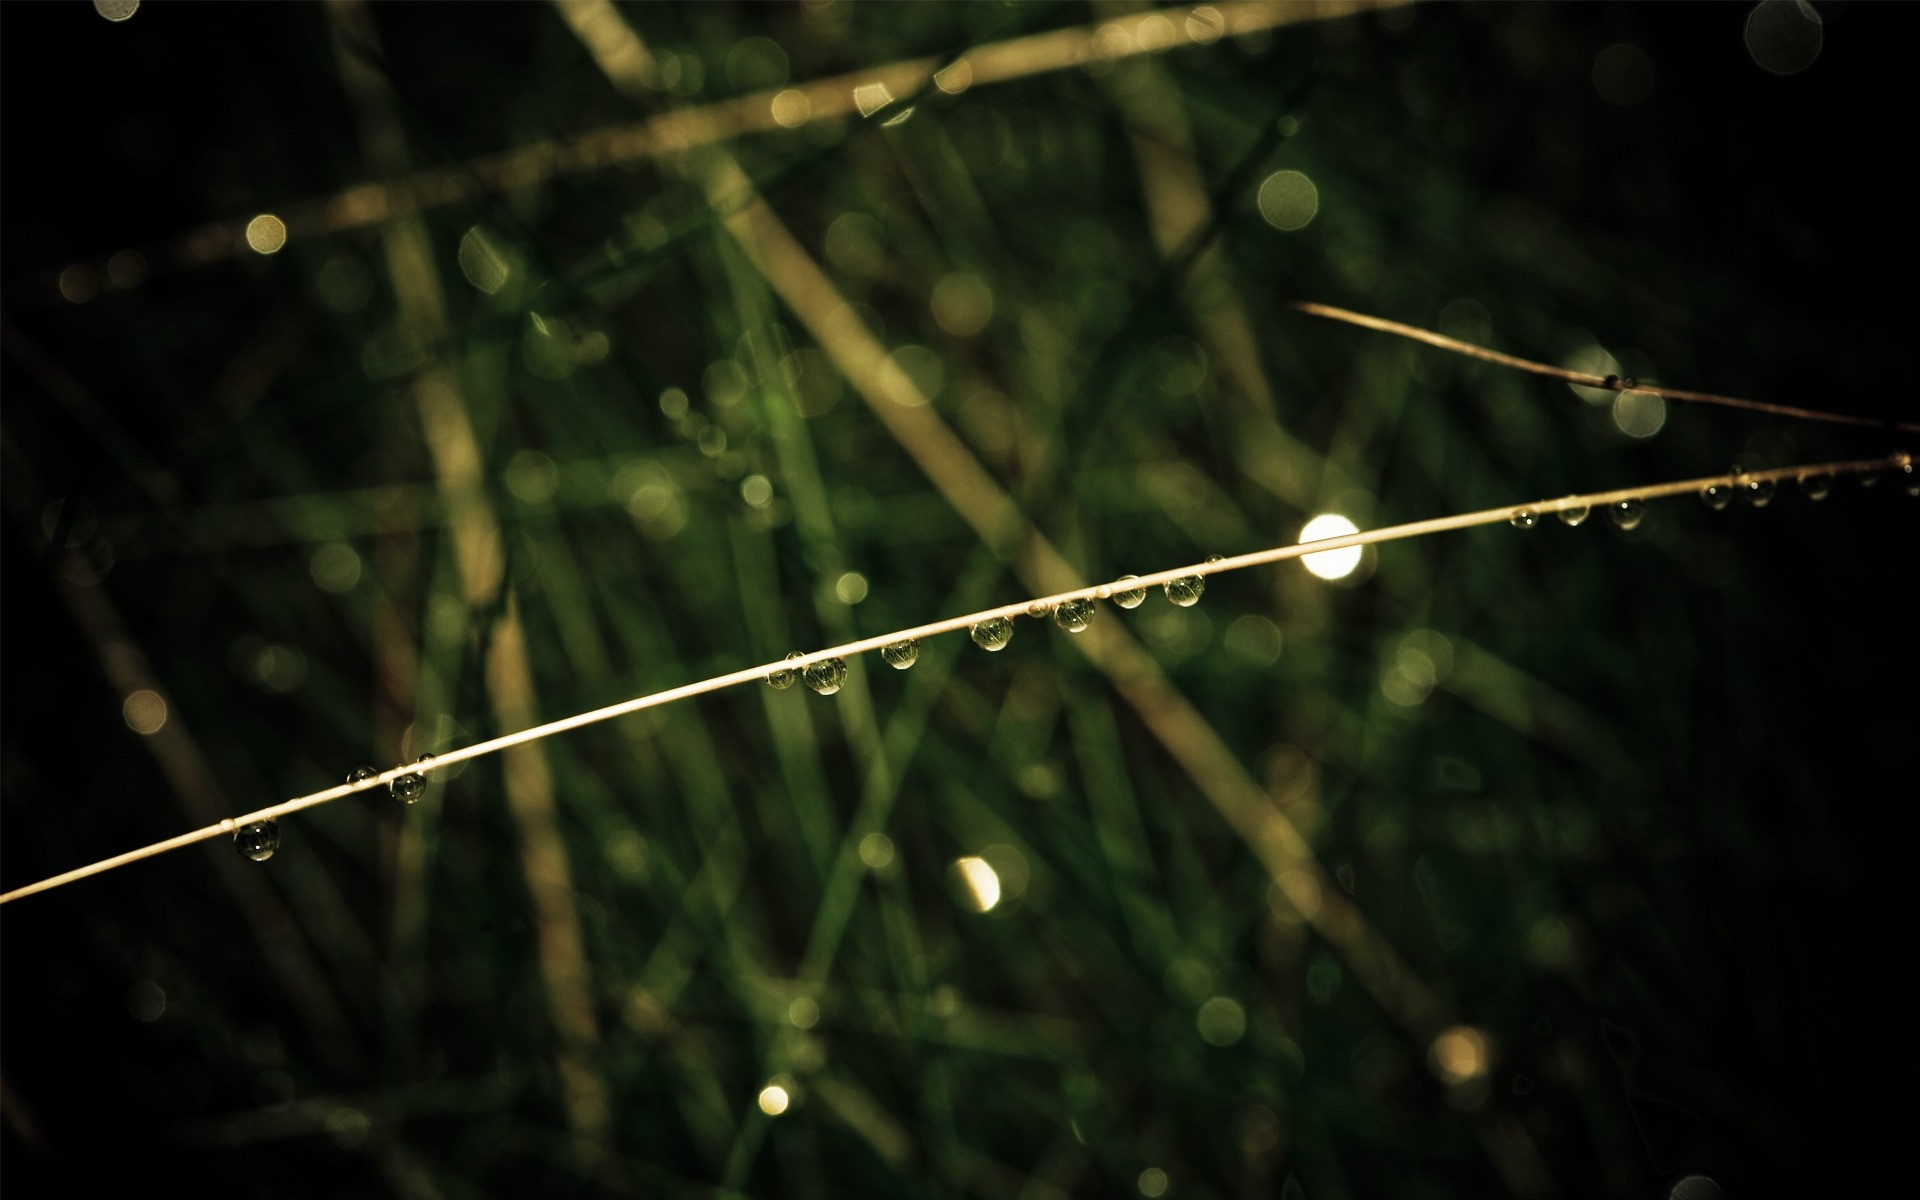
[3,450,1904,906]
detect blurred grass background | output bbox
[2,2,1914,1197]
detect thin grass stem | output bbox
[2,450,1904,906]
[1290,300,1920,435]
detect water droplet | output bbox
[1205,553,1226,564]
[391,755,432,805]
[1619,376,1638,390]
[881,639,919,670]
[1557,503,1590,527]
[1024,601,1048,618]
[1699,483,1731,511]
[1111,575,1147,609]
[1052,598,1095,633]
[767,650,804,690]
[1094,585,1111,600]
[1858,469,1880,489]
[1798,472,1832,501]
[1163,574,1205,607]
[1739,476,1775,507]
[1607,498,1645,530]
[1601,373,1621,390]
[1509,509,1539,530]
[234,820,280,862]
[970,616,1013,651]
[802,656,847,695]
[347,766,377,787]
[1901,461,1919,496]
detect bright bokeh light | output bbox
[1745,1,1822,76]
[94,0,139,22]
[1257,169,1319,232]
[245,214,288,255]
[954,856,1001,912]
[1298,514,1362,580]
[122,690,167,735]
[1428,1025,1490,1084]
[757,1084,791,1116]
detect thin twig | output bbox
[1290,301,1920,435]
[3,451,1905,906]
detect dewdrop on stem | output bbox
[970,616,1013,651]
[802,656,848,695]
[347,766,377,787]
[1052,598,1095,633]
[1699,483,1731,511]
[880,639,919,669]
[1164,561,1215,607]
[1557,503,1590,527]
[1799,473,1832,501]
[1111,576,1147,609]
[233,820,280,862]
[766,651,804,690]
[1608,498,1645,530]
[1510,509,1539,530]
[391,755,433,805]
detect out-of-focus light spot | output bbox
[1428,1025,1490,1084]
[1298,514,1361,580]
[981,844,1029,902]
[1746,1,1822,76]
[127,980,165,1021]
[728,35,789,91]
[605,829,649,878]
[1236,1104,1279,1153]
[1257,169,1319,232]
[825,211,885,277]
[757,1081,792,1116]
[252,644,307,694]
[1669,1175,1726,1200]
[859,832,895,870]
[740,474,773,508]
[658,387,690,419]
[881,106,916,128]
[889,344,945,405]
[704,359,749,407]
[1224,614,1282,665]
[310,541,362,593]
[771,88,812,128]
[1562,341,1622,405]
[106,250,147,290]
[1272,867,1323,921]
[1138,1167,1169,1198]
[1196,996,1247,1046]
[58,265,99,304]
[834,571,868,604]
[931,273,994,337]
[934,58,974,94]
[505,449,559,503]
[245,215,288,255]
[94,0,139,21]
[123,690,168,735]
[1612,388,1666,438]
[1593,43,1655,106]
[788,997,820,1029]
[1135,13,1178,50]
[458,226,510,294]
[1186,6,1226,44]
[853,81,894,118]
[954,855,1001,912]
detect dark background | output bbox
[3,3,1913,1197]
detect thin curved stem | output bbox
[2,451,1906,906]
[1290,301,1920,435]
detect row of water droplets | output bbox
[1507,459,1915,532]
[232,755,437,862]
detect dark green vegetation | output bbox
[3,3,1911,1197]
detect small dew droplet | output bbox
[1052,598,1095,633]
[347,766,377,786]
[970,616,1013,651]
[234,820,280,862]
[1798,473,1831,501]
[881,639,919,670]
[802,656,848,695]
[1699,484,1731,511]
[1163,575,1205,607]
[1608,498,1645,530]
[1901,461,1919,497]
[1740,477,1775,507]
[767,650,804,690]
[1557,503,1590,527]
[1024,601,1048,618]
[391,755,433,805]
[1111,575,1147,609]
[1510,509,1539,530]
[1619,376,1638,390]
[1094,585,1111,600]
[1601,373,1620,390]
